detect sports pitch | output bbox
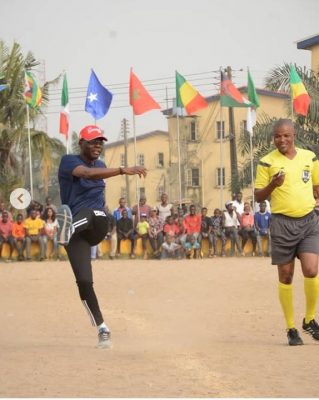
[0,257,318,397]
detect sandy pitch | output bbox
[1,257,319,397]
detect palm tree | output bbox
[0,40,65,200]
[237,64,319,189]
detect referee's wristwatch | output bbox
[119,166,125,175]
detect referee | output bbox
[255,119,319,346]
[57,125,146,348]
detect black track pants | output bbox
[65,208,109,326]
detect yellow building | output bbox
[163,88,289,213]
[105,130,169,210]
[297,33,319,73]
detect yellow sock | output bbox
[278,282,295,329]
[304,277,319,324]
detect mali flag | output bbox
[175,71,208,115]
[290,64,310,117]
[24,71,42,109]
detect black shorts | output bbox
[270,211,319,265]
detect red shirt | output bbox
[183,214,201,234]
[0,220,13,239]
[163,223,179,236]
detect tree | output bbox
[0,40,65,201]
[237,64,319,190]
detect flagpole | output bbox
[26,104,34,199]
[132,113,140,221]
[219,103,224,209]
[249,125,255,208]
[176,112,182,208]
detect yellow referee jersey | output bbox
[255,148,319,217]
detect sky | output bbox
[1,0,318,144]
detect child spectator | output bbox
[183,233,201,259]
[254,200,271,256]
[161,234,183,259]
[223,202,243,256]
[239,203,259,256]
[211,208,226,257]
[0,211,14,261]
[176,216,186,244]
[182,204,201,244]
[42,207,59,259]
[133,213,150,259]
[116,209,135,258]
[148,208,164,257]
[12,213,26,261]
[198,207,213,257]
[24,209,45,261]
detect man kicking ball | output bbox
[57,125,146,348]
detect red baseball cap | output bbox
[79,125,108,142]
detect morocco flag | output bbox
[129,68,160,115]
[59,74,69,137]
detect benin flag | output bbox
[24,71,42,109]
[175,71,208,115]
[290,65,310,117]
[129,69,160,115]
[220,71,252,108]
[59,74,69,137]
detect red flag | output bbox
[129,68,160,115]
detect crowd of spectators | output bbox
[0,192,272,262]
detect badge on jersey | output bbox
[302,167,310,183]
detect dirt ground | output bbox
[1,256,319,398]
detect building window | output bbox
[240,120,247,134]
[216,168,225,187]
[157,152,164,168]
[216,121,225,139]
[139,187,145,197]
[120,153,125,166]
[190,120,197,141]
[121,187,127,198]
[187,168,200,186]
[137,153,145,166]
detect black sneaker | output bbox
[98,328,112,348]
[56,205,73,245]
[302,318,319,340]
[287,328,304,346]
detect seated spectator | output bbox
[182,204,201,244]
[254,201,271,256]
[12,213,26,261]
[223,202,243,256]
[133,213,150,259]
[198,207,213,257]
[43,196,57,214]
[113,197,132,222]
[211,208,226,257]
[239,204,260,256]
[116,209,135,258]
[0,211,14,261]
[183,233,201,259]
[148,208,164,257]
[42,207,60,259]
[175,216,186,244]
[163,215,179,239]
[24,209,45,261]
[161,234,183,259]
[132,195,152,228]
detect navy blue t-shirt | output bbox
[58,155,106,217]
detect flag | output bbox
[24,71,42,109]
[59,74,69,137]
[129,68,160,115]
[290,64,310,117]
[220,71,252,108]
[175,70,208,115]
[247,70,260,135]
[85,69,113,120]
